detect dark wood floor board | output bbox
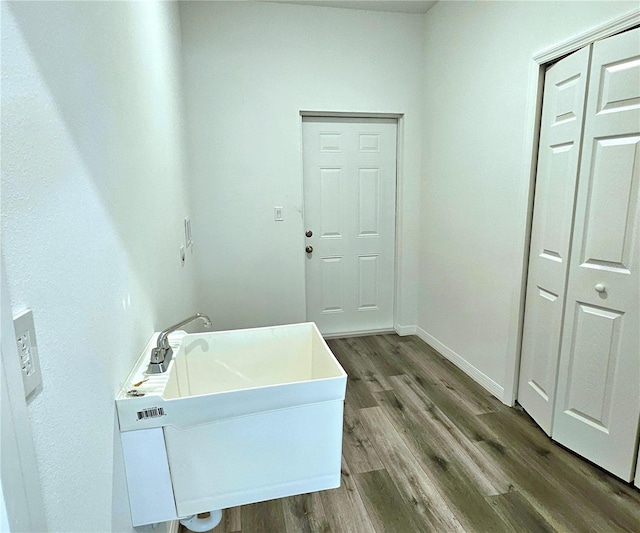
[328,338,393,392]
[240,498,287,533]
[344,375,379,410]
[486,490,555,533]
[356,335,409,377]
[330,338,380,408]
[398,335,504,416]
[475,437,602,532]
[331,335,406,378]
[523,412,640,521]
[477,409,640,532]
[387,374,513,496]
[178,333,640,533]
[353,469,426,533]
[357,405,466,532]
[386,365,496,444]
[326,338,366,377]
[570,456,640,506]
[392,335,500,416]
[318,457,377,533]
[282,492,331,533]
[372,390,514,532]
[500,405,640,525]
[341,403,385,474]
[220,506,241,532]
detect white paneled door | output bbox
[518,46,591,435]
[303,117,397,336]
[552,28,640,481]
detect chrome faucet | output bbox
[147,313,212,374]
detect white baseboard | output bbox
[415,327,505,402]
[322,328,395,339]
[395,324,417,336]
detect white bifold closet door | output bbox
[552,27,640,482]
[518,46,591,436]
[519,26,640,482]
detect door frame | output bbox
[505,9,640,406]
[1,256,47,531]
[299,111,404,339]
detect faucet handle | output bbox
[148,313,212,374]
[147,345,173,374]
[149,346,165,364]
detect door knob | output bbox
[305,246,313,253]
[306,230,313,238]
[594,283,606,293]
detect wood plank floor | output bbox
[179,334,640,533]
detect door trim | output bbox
[533,9,640,65]
[1,257,47,531]
[300,110,403,119]
[299,111,403,338]
[504,8,640,406]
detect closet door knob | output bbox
[594,283,606,293]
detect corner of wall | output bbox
[415,327,506,404]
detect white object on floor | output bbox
[179,511,222,532]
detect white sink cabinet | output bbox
[115,323,347,527]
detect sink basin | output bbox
[116,322,347,524]
[164,321,346,419]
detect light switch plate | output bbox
[13,309,42,398]
[184,217,193,249]
[274,207,284,221]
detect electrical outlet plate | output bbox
[13,309,42,398]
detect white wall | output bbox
[418,1,638,402]
[1,2,195,531]
[0,484,8,533]
[179,1,424,331]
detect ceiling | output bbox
[269,1,439,15]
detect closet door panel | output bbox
[518,46,591,435]
[553,27,640,482]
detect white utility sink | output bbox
[116,322,347,527]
